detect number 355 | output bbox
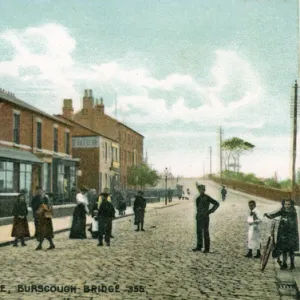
[126,285,145,293]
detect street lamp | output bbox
[164,167,168,205]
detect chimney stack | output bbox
[95,97,105,114]
[83,88,94,110]
[62,99,74,119]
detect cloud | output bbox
[0,23,265,131]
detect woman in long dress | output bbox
[11,192,30,247]
[35,194,55,250]
[265,198,299,270]
[69,186,90,239]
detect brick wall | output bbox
[73,148,99,192]
[0,101,72,154]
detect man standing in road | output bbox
[221,186,227,201]
[97,192,115,247]
[31,186,43,239]
[193,184,220,253]
[134,191,146,232]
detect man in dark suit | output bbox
[133,191,146,232]
[31,186,43,238]
[97,192,115,247]
[193,184,219,253]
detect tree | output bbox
[127,163,161,189]
[222,137,255,172]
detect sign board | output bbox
[72,136,100,148]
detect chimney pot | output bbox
[100,98,103,105]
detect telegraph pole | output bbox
[219,126,223,184]
[209,146,212,175]
[291,80,298,195]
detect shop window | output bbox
[64,131,70,154]
[19,163,32,195]
[53,127,58,152]
[57,164,65,194]
[0,161,14,192]
[13,113,20,144]
[43,163,51,192]
[37,121,42,149]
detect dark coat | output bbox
[196,193,219,220]
[36,204,54,239]
[134,195,146,224]
[134,195,146,211]
[31,195,42,218]
[11,201,30,238]
[267,209,299,252]
[98,200,115,218]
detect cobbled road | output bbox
[0,180,284,300]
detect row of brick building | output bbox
[0,88,144,216]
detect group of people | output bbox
[11,182,299,271]
[11,186,55,250]
[11,184,146,249]
[192,183,299,271]
[246,198,299,270]
[69,186,146,246]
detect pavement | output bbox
[0,182,299,299]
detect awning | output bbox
[53,155,80,167]
[0,147,42,164]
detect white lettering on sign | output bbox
[72,137,100,148]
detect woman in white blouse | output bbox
[69,186,90,239]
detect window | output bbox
[105,142,108,161]
[43,163,51,192]
[0,161,14,192]
[37,121,42,149]
[19,164,32,194]
[13,113,20,144]
[57,164,64,194]
[53,127,58,152]
[64,131,70,154]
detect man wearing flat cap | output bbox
[133,191,147,231]
[193,183,219,253]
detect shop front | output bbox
[0,146,42,217]
[52,156,79,204]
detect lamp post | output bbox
[164,167,168,205]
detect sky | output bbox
[0,0,299,180]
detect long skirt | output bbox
[69,205,87,239]
[36,217,54,239]
[11,217,30,238]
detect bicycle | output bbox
[261,219,279,272]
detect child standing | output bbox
[265,198,299,270]
[11,191,30,246]
[245,200,263,258]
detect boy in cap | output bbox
[97,192,115,246]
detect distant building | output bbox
[62,89,144,189]
[56,113,120,193]
[0,89,79,216]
